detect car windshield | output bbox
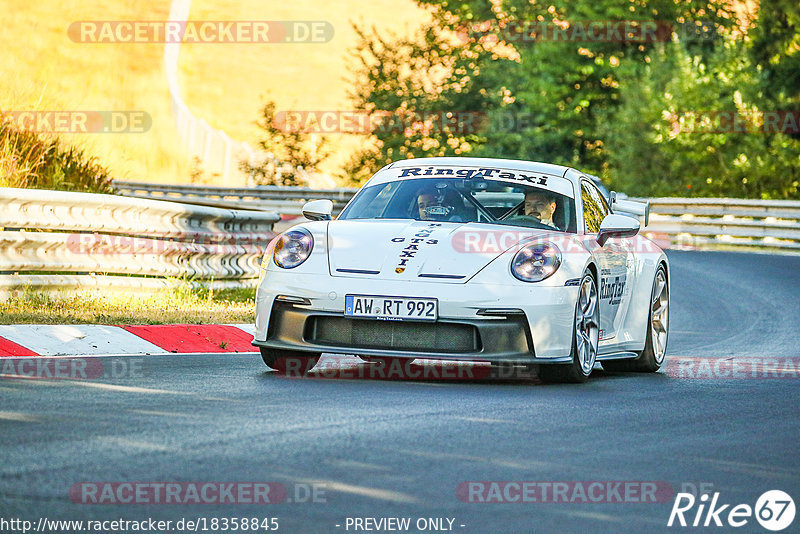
[339,177,577,233]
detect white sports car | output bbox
[253,157,669,383]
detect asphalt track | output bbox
[1,250,799,534]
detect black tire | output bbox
[539,269,599,384]
[603,265,668,373]
[260,348,320,375]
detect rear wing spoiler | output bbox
[610,192,650,227]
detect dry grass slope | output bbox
[1,0,429,184]
[180,0,430,178]
[0,0,191,184]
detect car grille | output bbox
[305,316,481,353]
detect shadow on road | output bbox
[258,357,672,386]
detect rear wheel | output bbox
[260,348,320,375]
[539,269,599,384]
[603,265,669,373]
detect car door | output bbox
[581,179,633,343]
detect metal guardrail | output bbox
[637,198,800,251]
[0,188,280,295]
[114,182,800,251]
[114,181,359,215]
[3,187,796,297]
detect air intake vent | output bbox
[305,317,480,353]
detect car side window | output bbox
[581,181,609,233]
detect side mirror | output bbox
[302,199,333,221]
[597,213,640,246]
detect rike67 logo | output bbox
[668,490,795,531]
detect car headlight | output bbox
[510,242,561,282]
[273,228,313,269]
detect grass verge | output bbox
[0,118,113,192]
[0,285,256,325]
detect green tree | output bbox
[602,26,800,198]
[241,100,329,186]
[414,0,736,173]
[749,0,800,116]
[346,0,798,198]
[348,0,736,179]
[343,23,491,184]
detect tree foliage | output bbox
[347,0,800,198]
[603,35,800,199]
[343,23,492,184]
[242,100,329,186]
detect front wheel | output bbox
[539,269,599,384]
[603,265,669,373]
[260,348,320,376]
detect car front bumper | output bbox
[253,271,577,363]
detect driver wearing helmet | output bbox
[416,185,464,222]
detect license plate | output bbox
[344,295,438,322]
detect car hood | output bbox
[327,219,553,283]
